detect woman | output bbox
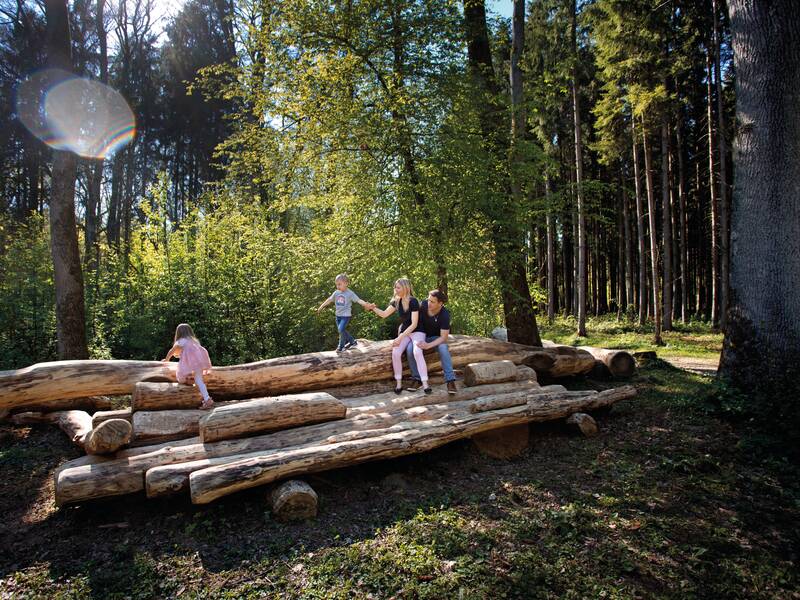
[371,278,431,394]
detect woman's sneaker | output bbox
[405,380,422,392]
[423,387,433,395]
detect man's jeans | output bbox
[406,336,455,382]
[336,316,355,349]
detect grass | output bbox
[539,315,723,360]
[1,328,798,599]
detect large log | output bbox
[464,360,520,386]
[56,380,548,504]
[11,396,115,414]
[539,342,596,378]
[132,382,202,411]
[92,408,132,429]
[144,387,588,499]
[84,419,133,455]
[12,410,93,448]
[199,393,346,443]
[0,361,175,412]
[269,480,318,522]
[578,347,637,378]
[131,409,207,445]
[188,386,638,504]
[3,336,594,412]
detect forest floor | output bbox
[1,324,798,599]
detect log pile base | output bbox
[471,424,530,459]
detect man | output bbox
[405,289,457,395]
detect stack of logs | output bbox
[0,336,637,507]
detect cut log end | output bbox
[84,418,133,455]
[269,480,318,522]
[464,360,519,387]
[565,413,599,437]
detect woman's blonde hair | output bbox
[174,323,199,343]
[392,278,414,302]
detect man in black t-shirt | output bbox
[406,290,457,395]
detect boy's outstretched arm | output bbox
[357,298,376,311]
[316,297,333,313]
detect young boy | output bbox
[316,274,375,352]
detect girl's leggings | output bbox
[193,371,211,401]
[391,331,428,382]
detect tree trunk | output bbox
[45,0,88,360]
[465,0,541,346]
[719,0,800,401]
[661,120,673,330]
[642,123,663,344]
[572,0,587,336]
[706,48,720,327]
[546,175,557,323]
[713,0,729,331]
[632,121,647,326]
[676,111,689,323]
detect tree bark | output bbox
[45,0,88,360]
[632,121,647,327]
[572,0,587,337]
[641,123,663,344]
[675,111,689,323]
[706,48,720,327]
[464,0,541,346]
[84,418,132,455]
[719,0,800,399]
[712,0,730,331]
[661,121,673,330]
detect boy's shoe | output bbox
[447,381,457,395]
[405,380,423,392]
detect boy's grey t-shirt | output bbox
[329,289,361,316]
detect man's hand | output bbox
[416,341,430,350]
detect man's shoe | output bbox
[447,381,457,395]
[344,341,357,349]
[405,380,422,392]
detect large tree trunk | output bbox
[719,0,800,400]
[675,110,689,324]
[188,386,637,504]
[713,0,730,331]
[706,48,720,327]
[571,0,587,337]
[661,121,673,330]
[641,123,663,344]
[0,336,594,412]
[464,0,541,346]
[546,175,557,323]
[45,0,88,360]
[632,121,647,326]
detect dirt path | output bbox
[662,355,719,376]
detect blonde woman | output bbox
[371,279,431,394]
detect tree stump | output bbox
[471,423,529,459]
[269,480,318,522]
[566,412,598,437]
[84,418,133,455]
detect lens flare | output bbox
[15,69,135,159]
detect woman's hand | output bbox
[392,336,403,347]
